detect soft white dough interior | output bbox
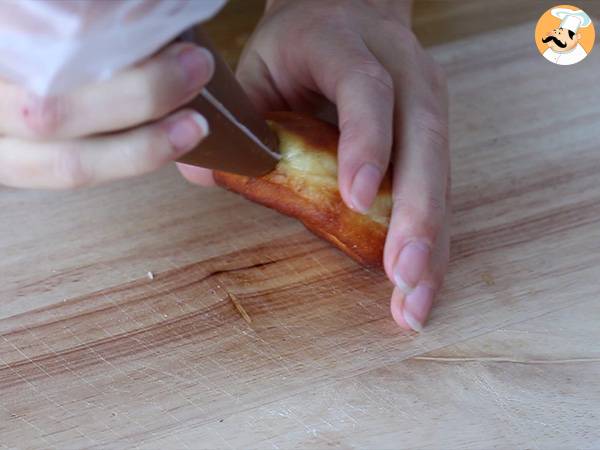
[273,124,391,226]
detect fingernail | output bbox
[393,241,431,292]
[178,46,214,90]
[350,163,382,213]
[403,284,434,332]
[166,112,209,156]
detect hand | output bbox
[0,42,214,189]
[234,0,450,331]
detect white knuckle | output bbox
[347,61,394,93]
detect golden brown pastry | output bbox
[214,111,392,267]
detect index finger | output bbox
[0,42,214,140]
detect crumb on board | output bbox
[228,292,252,324]
[481,272,495,286]
[147,271,155,280]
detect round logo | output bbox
[535,4,595,65]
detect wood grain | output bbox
[2,1,600,449]
[412,0,600,46]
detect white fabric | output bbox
[0,0,226,96]
[551,7,592,33]
[560,15,583,33]
[543,43,588,65]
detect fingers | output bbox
[383,105,449,281]
[383,58,450,331]
[335,57,394,213]
[390,202,451,331]
[233,5,451,331]
[237,32,394,213]
[0,110,208,189]
[304,37,394,213]
[176,163,215,187]
[0,42,214,139]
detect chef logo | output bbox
[535,4,595,65]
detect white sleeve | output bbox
[0,0,226,96]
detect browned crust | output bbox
[214,111,391,268]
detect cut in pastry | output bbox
[214,111,392,267]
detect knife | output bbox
[176,28,280,176]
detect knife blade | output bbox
[176,28,280,177]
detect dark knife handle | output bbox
[175,27,280,176]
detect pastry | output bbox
[214,111,392,267]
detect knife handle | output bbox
[176,28,280,176]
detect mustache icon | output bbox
[542,35,567,48]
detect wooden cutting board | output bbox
[2,4,600,449]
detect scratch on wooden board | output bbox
[19,323,121,440]
[0,336,98,446]
[227,291,252,325]
[413,356,600,365]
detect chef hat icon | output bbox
[551,7,592,33]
